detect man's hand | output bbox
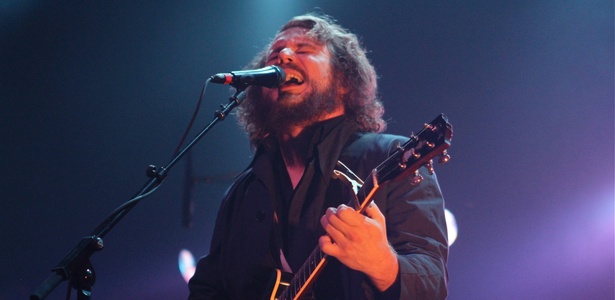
[319,202,399,291]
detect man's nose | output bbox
[278,48,294,64]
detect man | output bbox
[189,13,448,299]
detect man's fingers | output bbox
[336,204,367,227]
[319,235,340,256]
[321,211,345,243]
[364,201,385,224]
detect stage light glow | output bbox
[445,208,458,246]
[178,249,196,283]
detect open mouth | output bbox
[283,72,304,86]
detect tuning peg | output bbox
[425,160,435,175]
[438,150,451,164]
[424,123,435,131]
[410,170,423,186]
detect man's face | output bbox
[258,27,344,131]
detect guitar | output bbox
[266,114,453,300]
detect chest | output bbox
[286,165,305,189]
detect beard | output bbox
[258,79,343,135]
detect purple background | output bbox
[1,1,613,299]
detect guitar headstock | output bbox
[376,114,453,185]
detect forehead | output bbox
[269,27,321,49]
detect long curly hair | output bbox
[236,13,386,147]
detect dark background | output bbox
[1,1,613,299]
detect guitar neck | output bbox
[280,246,328,300]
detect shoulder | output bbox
[344,132,409,161]
[348,132,408,154]
[340,132,409,178]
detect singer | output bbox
[188,13,448,300]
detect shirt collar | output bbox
[249,115,359,180]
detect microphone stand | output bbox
[30,88,246,300]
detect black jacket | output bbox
[188,117,448,299]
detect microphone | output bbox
[209,65,286,88]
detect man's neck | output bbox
[278,126,312,179]
[277,110,346,188]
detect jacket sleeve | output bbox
[187,196,230,300]
[342,133,449,300]
[187,171,254,300]
[187,246,226,300]
[374,166,449,300]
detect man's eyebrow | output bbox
[295,41,319,48]
[267,40,286,54]
[269,40,319,54]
